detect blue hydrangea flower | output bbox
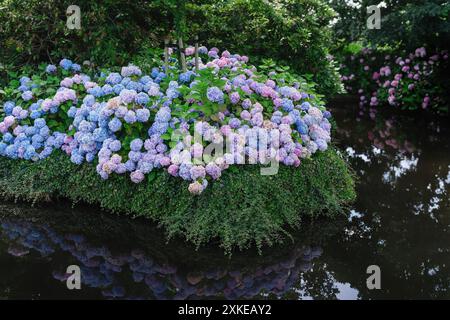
[2,133,14,143]
[102,84,113,95]
[296,120,308,135]
[124,111,137,124]
[130,138,143,152]
[71,63,81,72]
[119,89,137,104]
[154,107,171,123]
[229,118,241,129]
[109,140,121,152]
[113,84,125,95]
[151,68,160,78]
[45,64,57,73]
[136,108,150,122]
[20,76,31,85]
[59,59,73,70]
[87,86,104,98]
[300,102,311,111]
[108,118,122,132]
[148,122,169,136]
[135,92,149,105]
[289,109,301,122]
[106,73,122,85]
[140,75,152,85]
[179,71,195,84]
[281,98,294,112]
[21,91,33,101]
[3,101,15,115]
[34,118,46,129]
[71,152,84,165]
[206,87,224,103]
[83,95,96,107]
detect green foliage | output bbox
[0,0,170,66]
[0,0,343,97]
[330,0,450,53]
[0,148,355,253]
[189,0,343,96]
[368,0,450,52]
[257,58,326,105]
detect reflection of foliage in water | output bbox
[0,203,347,300]
[326,103,450,299]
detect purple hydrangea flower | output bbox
[46,64,57,73]
[207,87,224,103]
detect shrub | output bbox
[0,148,355,253]
[0,0,168,66]
[0,0,343,96]
[0,47,336,194]
[330,0,450,53]
[338,45,449,113]
[189,0,343,96]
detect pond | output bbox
[1,100,449,299]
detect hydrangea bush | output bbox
[0,47,333,195]
[339,46,449,113]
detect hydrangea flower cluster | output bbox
[340,47,449,112]
[1,50,333,195]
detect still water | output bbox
[1,102,449,299]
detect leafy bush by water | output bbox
[0,148,355,253]
[338,45,449,113]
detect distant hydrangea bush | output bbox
[340,46,449,112]
[0,47,333,194]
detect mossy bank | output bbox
[0,148,355,253]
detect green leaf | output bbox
[160,133,171,140]
[147,171,156,183]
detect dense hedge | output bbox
[0,147,355,253]
[189,0,343,96]
[330,0,450,53]
[0,0,342,96]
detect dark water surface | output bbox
[1,102,449,299]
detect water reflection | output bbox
[0,202,345,300]
[0,101,449,299]
[329,102,450,299]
